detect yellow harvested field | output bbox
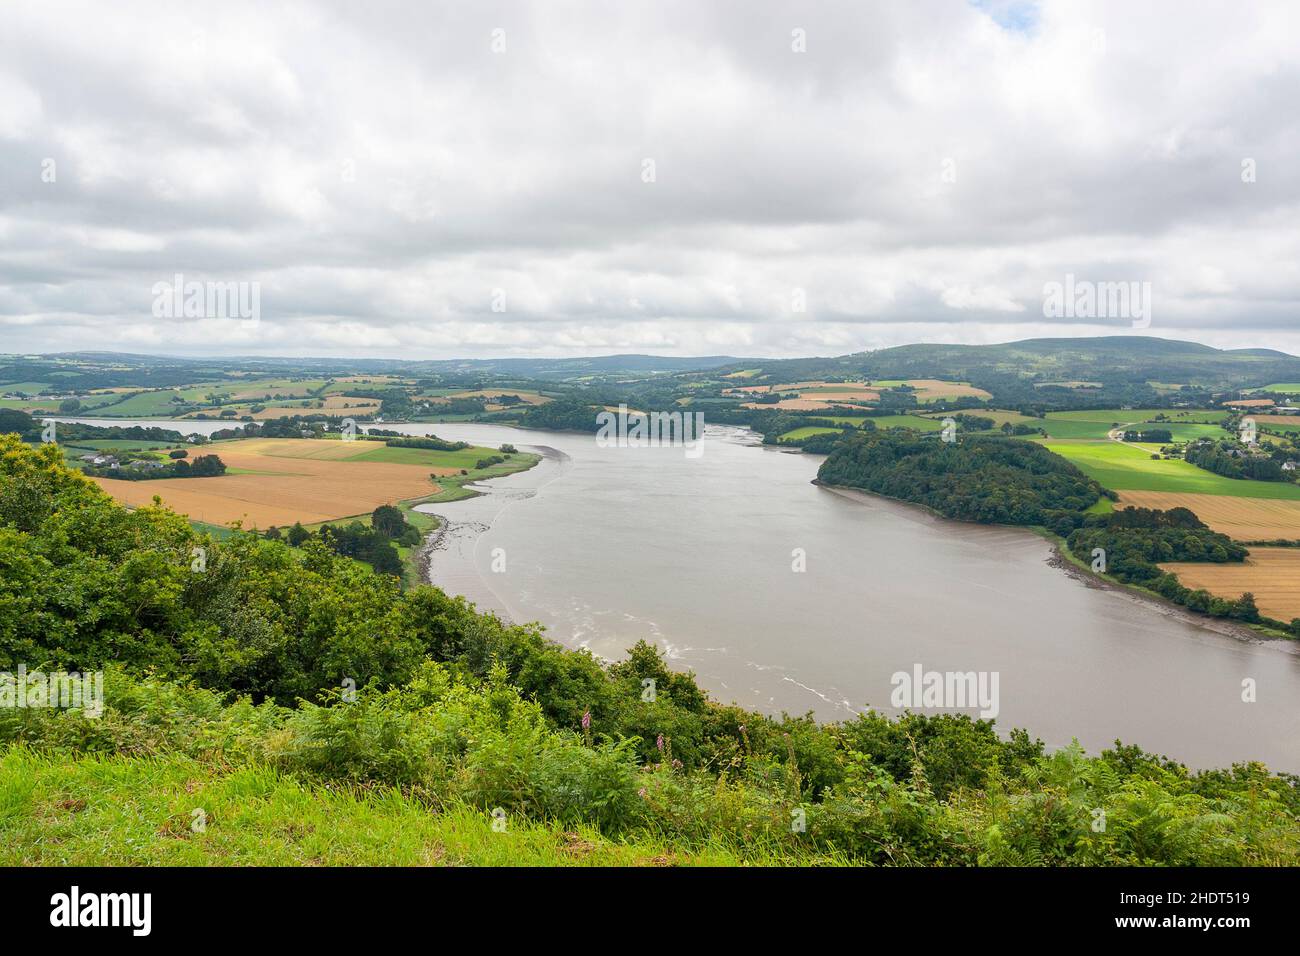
[725,380,872,396]
[1224,399,1274,408]
[1161,548,1300,622]
[91,439,451,528]
[741,396,877,411]
[226,438,376,460]
[425,389,550,406]
[1262,415,1300,426]
[771,380,872,393]
[896,380,992,401]
[1118,492,1300,541]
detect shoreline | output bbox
[415,443,569,604]
[816,480,1296,650]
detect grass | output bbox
[1040,408,1229,440]
[0,748,822,866]
[869,415,945,432]
[82,391,192,417]
[63,439,183,451]
[919,409,1040,427]
[1037,418,1117,439]
[1261,421,1300,436]
[351,444,502,469]
[777,426,840,441]
[1043,440,1300,498]
[1045,408,1230,423]
[413,452,541,504]
[1144,423,1229,442]
[1259,383,1300,394]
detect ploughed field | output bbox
[90,437,493,528]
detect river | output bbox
[60,416,1300,770]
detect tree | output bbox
[372,504,407,539]
[189,454,227,477]
[0,409,33,436]
[264,526,282,541]
[168,449,188,459]
[58,398,81,414]
[286,522,310,546]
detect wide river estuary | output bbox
[76,418,1300,771]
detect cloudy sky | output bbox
[2,0,1299,359]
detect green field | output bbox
[351,444,503,468]
[1124,422,1228,442]
[868,415,945,432]
[0,399,57,412]
[1043,440,1300,498]
[0,749,771,867]
[920,409,1040,427]
[1046,408,1229,423]
[1260,420,1300,435]
[1259,383,1300,394]
[1040,408,1228,440]
[82,391,191,417]
[64,438,182,451]
[777,426,840,442]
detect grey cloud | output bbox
[1,0,1299,357]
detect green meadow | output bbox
[921,409,1040,427]
[869,414,945,432]
[778,426,840,442]
[1040,408,1229,440]
[350,444,504,469]
[1043,440,1300,498]
[0,750,778,867]
[1044,408,1230,423]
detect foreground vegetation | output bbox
[2,435,1297,866]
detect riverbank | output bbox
[818,479,1294,646]
[415,445,566,597]
[1032,527,1292,644]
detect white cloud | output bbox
[1,0,1299,358]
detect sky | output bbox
[2,0,1299,359]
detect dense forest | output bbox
[5,434,1295,865]
[816,432,1105,532]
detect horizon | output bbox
[7,331,1300,365]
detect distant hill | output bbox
[10,338,1300,409]
[711,336,1300,408]
[2,352,747,390]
